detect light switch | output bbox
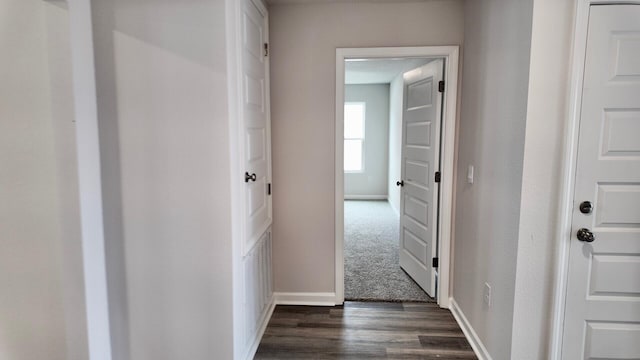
[467,165,474,184]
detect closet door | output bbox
[242,0,272,252]
[239,0,273,356]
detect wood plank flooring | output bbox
[254,302,477,359]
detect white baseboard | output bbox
[388,200,400,217]
[244,295,276,360]
[449,298,493,360]
[274,292,337,306]
[344,195,387,200]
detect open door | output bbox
[397,60,443,297]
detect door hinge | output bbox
[267,183,271,195]
[438,80,445,93]
[432,257,439,268]
[434,171,441,183]
[264,43,269,57]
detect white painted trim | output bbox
[549,1,640,359]
[449,298,492,360]
[548,3,587,358]
[335,46,460,308]
[67,1,112,359]
[336,55,345,305]
[388,198,400,217]
[437,48,459,309]
[224,0,245,358]
[344,195,388,200]
[243,296,276,360]
[274,292,337,306]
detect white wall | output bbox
[0,1,77,359]
[452,0,533,359]
[270,0,465,295]
[387,74,403,214]
[91,0,235,358]
[344,84,390,198]
[511,0,575,358]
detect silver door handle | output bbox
[576,228,595,243]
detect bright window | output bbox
[344,102,365,172]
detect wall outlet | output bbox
[467,165,474,184]
[483,282,492,308]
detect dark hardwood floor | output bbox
[254,301,477,359]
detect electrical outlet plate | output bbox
[467,165,474,184]
[483,282,491,307]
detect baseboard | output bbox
[449,298,493,360]
[274,292,337,306]
[388,200,400,217]
[244,295,276,360]
[344,195,387,200]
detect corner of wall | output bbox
[510,0,576,358]
[449,298,492,360]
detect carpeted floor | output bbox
[344,200,432,302]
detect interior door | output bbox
[562,5,640,359]
[242,0,272,251]
[398,60,443,297]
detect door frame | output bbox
[67,1,114,359]
[335,46,460,307]
[550,1,640,358]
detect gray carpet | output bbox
[344,200,432,302]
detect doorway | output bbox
[335,46,458,308]
[343,58,440,302]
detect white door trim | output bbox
[335,46,460,308]
[550,1,640,358]
[67,1,113,359]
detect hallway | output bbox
[254,301,476,359]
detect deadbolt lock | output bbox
[579,201,593,214]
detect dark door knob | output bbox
[396,180,404,187]
[576,228,595,242]
[245,172,257,183]
[579,201,593,214]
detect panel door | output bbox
[398,60,443,297]
[562,5,640,359]
[242,0,271,251]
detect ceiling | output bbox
[267,0,429,5]
[345,58,434,85]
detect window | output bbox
[344,102,365,172]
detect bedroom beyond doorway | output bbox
[344,200,432,302]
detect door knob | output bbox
[576,228,595,243]
[245,172,257,183]
[579,201,593,214]
[396,180,404,187]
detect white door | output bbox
[242,0,272,251]
[562,5,640,359]
[398,60,443,297]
